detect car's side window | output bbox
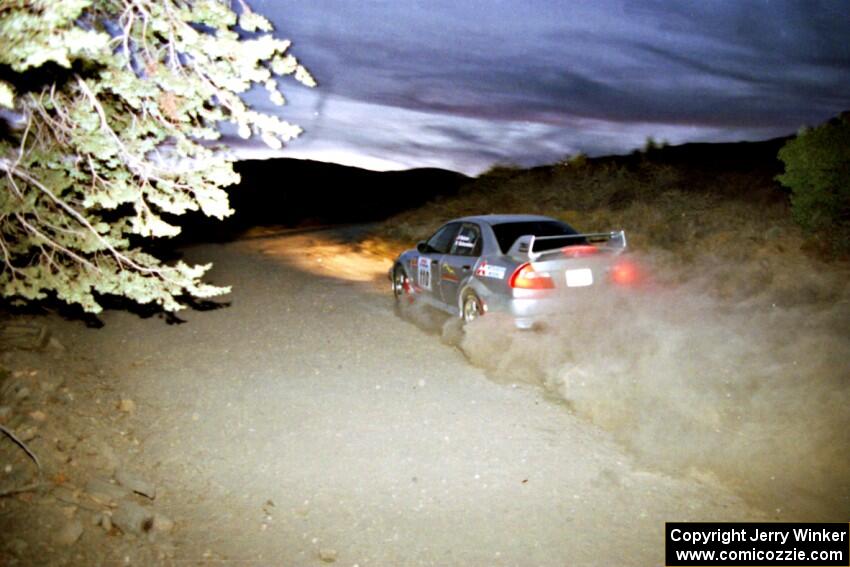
[450,223,481,257]
[426,223,460,254]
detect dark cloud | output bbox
[244,0,850,172]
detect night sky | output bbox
[231,0,850,174]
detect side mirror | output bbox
[416,241,429,253]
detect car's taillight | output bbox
[610,260,639,285]
[509,262,554,289]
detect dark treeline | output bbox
[171,158,469,243]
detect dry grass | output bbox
[362,158,776,249]
[359,155,849,308]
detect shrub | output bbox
[777,113,850,252]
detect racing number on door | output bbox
[417,257,432,290]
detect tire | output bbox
[461,291,483,323]
[392,266,409,301]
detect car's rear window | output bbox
[491,221,580,253]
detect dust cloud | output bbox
[395,297,464,346]
[404,254,850,520]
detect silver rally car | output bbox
[390,214,636,328]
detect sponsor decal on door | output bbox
[417,257,432,290]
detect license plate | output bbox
[566,268,593,287]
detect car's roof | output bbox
[452,214,558,226]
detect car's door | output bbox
[439,222,482,307]
[415,222,460,301]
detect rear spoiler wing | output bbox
[507,230,627,261]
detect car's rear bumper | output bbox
[499,287,602,329]
[507,297,560,329]
[477,292,560,329]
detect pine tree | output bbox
[0,0,314,312]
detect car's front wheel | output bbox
[461,291,483,323]
[392,266,410,301]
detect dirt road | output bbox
[58,228,763,565]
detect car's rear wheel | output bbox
[392,266,410,301]
[461,292,483,323]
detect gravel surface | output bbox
[58,228,764,566]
